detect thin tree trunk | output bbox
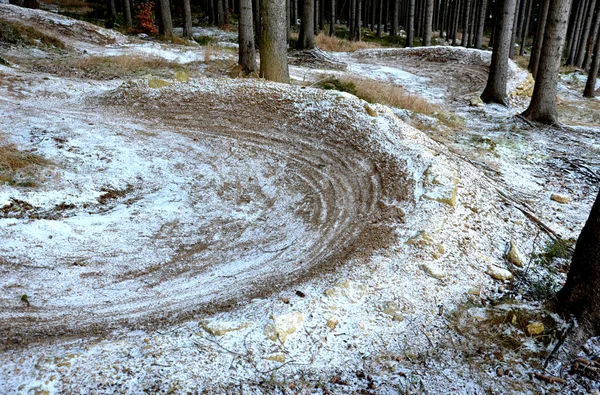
[530,0,550,76]
[425,0,434,44]
[584,23,600,96]
[481,0,518,104]
[522,0,573,124]
[475,0,487,48]
[407,0,415,45]
[584,1,600,69]
[330,0,336,35]
[576,0,597,67]
[217,0,225,26]
[159,0,174,36]
[239,0,257,72]
[108,0,117,21]
[557,188,600,336]
[377,0,383,35]
[461,0,471,46]
[509,0,521,57]
[253,0,261,45]
[567,0,587,65]
[391,0,399,35]
[519,0,532,55]
[298,0,316,48]
[183,0,193,37]
[123,0,132,28]
[260,0,289,82]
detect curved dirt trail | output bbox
[0,77,409,346]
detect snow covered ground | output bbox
[1,4,599,393]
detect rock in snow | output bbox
[506,240,525,267]
[264,312,304,343]
[488,265,514,281]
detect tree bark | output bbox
[557,189,600,336]
[475,0,487,48]
[576,0,597,67]
[424,0,434,45]
[407,0,415,45]
[108,0,117,22]
[183,0,193,38]
[217,0,225,26]
[260,0,289,82]
[123,0,132,28]
[567,0,587,65]
[519,0,532,55]
[460,0,471,46]
[159,0,174,37]
[330,0,336,35]
[529,0,550,77]
[481,0,518,104]
[391,0,399,35]
[239,0,257,73]
[298,0,316,48]
[377,0,383,36]
[522,0,572,124]
[584,23,600,96]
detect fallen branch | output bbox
[534,372,566,384]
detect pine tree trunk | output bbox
[356,0,362,40]
[567,0,587,65]
[529,0,550,77]
[377,0,383,36]
[460,0,471,46]
[260,0,289,82]
[584,24,600,96]
[407,0,415,45]
[557,189,600,335]
[314,0,319,34]
[183,0,193,37]
[391,0,399,35]
[298,0,316,48]
[481,0,518,105]
[475,0,487,48]
[239,0,257,72]
[522,0,572,124]
[583,1,600,70]
[330,0,336,35]
[576,0,597,67]
[159,0,174,36]
[123,0,132,28]
[253,0,261,46]
[217,0,225,26]
[108,0,117,21]
[424,0,434,45]
[509,0,521,57]
[519,0,532,55]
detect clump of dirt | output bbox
[97,184,134,205]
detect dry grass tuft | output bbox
[74,55,177,71]
[315,33,380,52]
[0,20,65,49]
[204,44,214,63]
[0,144,49,187]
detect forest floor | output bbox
[1,4,600,394]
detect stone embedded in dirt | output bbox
[421,164,460,207]
[469,97,484,107]
[326,317,339,331]
[506,240,525,267]
[420,263,447,279]
[148,78,172,89]
[488,265,513,281]
[199,321,252,336]
[364,104,377,117]
[550,193,570,204]
[406,231,445,259]
[264,353,286,363]
[264,312,304,343]
[526,322,545,336]
[378,301,405,322]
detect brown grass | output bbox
[204,44,214,63]
[314,33,380,52]
[0,20,65,49]
[0,144,49,187]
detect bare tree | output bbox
[522,0,572,124]
[159,0,174,37]
[424,0,434,45]
[260,0,290,82]
[239,0,257,73]
[297,0,316,48]
[557,189,600,337]
[183,0,193,38]
[584,24,600,97]
[481,0,518,105]
[407,0,415,46]
[529,0,550,77]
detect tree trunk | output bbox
[519,0,532,55]
[298,0,316,48]
[253,0,261,45]
[509,0,521,57]
[123,0,132,28]
[481,0,518,104]
[108,0,117,22]
[522,0,572,124]
[475,0,487,48]
[239,0,257,73]
[567,0,587,65]
[529,0,550,77]
[183,0,193,38]
[260,0,289,82]
[159,0,174,36]
[356,0,362,40]
[330,0,336,35]
[391,0,399,35]
[217,0,225,26]
[576,0,597,67]
[584,23,600,96]
[461,0,471,46]
[314,0,319,34]
[407,0,415,45]
[424,0,434,45]
[557,189,600,336]
[377,0,383,35]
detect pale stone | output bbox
[420,263,446,279]
[506,240,525,267]
[551,193,570,204]
[326,317,339,331]
[364,104,377,117]
[526,322,545,336]
[469,97,484,107]
[264,353,286,363]
[406,231,445,259]
[200,321,252,336]
[264,312,303,343]
[488,265,513,281]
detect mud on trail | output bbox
[0,74,413,347]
